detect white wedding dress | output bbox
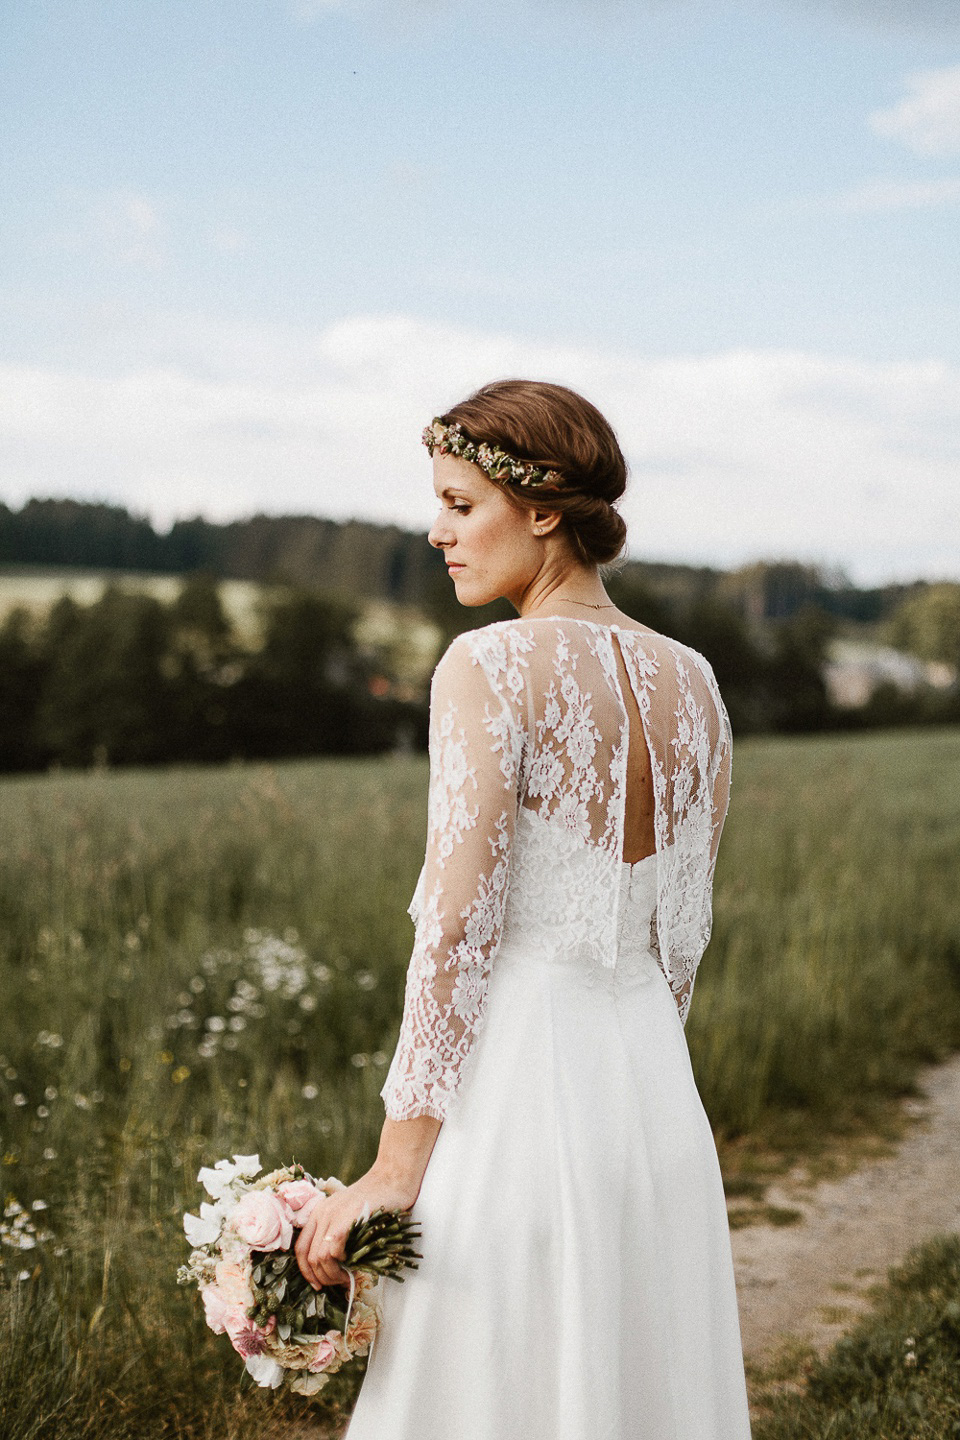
[346,617,751,1440]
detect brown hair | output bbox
[439,379,628,566]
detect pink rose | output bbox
[200,1282,233,1335]
[230,1190,293,1252]
[307,1336,338,1372]
[215,1259,253,1307]
[347,1301,379,1355]
[276,1179,323,1217]
[353,1270,377,1299]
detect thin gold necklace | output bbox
[560,599,616,609]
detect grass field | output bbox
[1,728,960,1437]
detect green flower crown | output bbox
[422,419,564,490]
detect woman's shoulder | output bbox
[436,619,606,704]
[438,614,715,674]
[608,620,714,675]
[610,626,730,736]
[437,617,724,704]
[642,631,731,738]
[631,626,718,679]
[437,616,540,662]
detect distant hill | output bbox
[0,497,918,625]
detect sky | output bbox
[1,0,959,584]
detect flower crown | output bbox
[422,419,564,490]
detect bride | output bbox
[295,379,752,1439]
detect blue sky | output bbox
[2,0,959,582]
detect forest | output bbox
[0,499,957,772]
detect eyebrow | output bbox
[438,487,471,501]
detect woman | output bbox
[296,380,752,1439]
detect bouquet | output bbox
[178,1153,421,1395]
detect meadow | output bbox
[1,727,960,1438]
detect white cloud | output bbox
[0,314,957,584]
[871,64,960,155]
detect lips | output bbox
[446,563,465,574]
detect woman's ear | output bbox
[530,509,564,538]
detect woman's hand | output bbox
[295,1115,442,1289]
[294,1166,421,1290]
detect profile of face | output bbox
[427,453,563,610]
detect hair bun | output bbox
[560,492,627,565]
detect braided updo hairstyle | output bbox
[439,380,628,566]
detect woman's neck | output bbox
[516,566,614,619]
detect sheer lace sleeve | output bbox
[632,638,732,1025]
[381,634,522,1122]
[665,651,732,1023]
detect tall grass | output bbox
[691,728,960,1143]
[1,729,959,1435]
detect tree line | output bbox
[610,576,958,734]
[0,497,922,622]
[2,497,958,772]
[0,499,438,606]
[1,570,958,774]
[0,577,426,772]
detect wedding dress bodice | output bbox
[382,616,732,1122]
[494,808,664,987]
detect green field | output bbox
[1,729,960,1438]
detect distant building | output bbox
[824,639,956,710]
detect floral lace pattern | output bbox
[381,617,731,1121]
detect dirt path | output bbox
[731,1051,960,1364]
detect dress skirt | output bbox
[346,937,752,1440]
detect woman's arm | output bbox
[295,1116,441,1288]
[295,633,521,1289]
[380,633,521,1120]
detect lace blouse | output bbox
[381,616,732,1123]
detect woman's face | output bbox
[427,453,550,610]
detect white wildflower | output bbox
[196,1153,261,1199]
[183,1202,224,1247]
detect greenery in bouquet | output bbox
[178,1154,421,1395]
